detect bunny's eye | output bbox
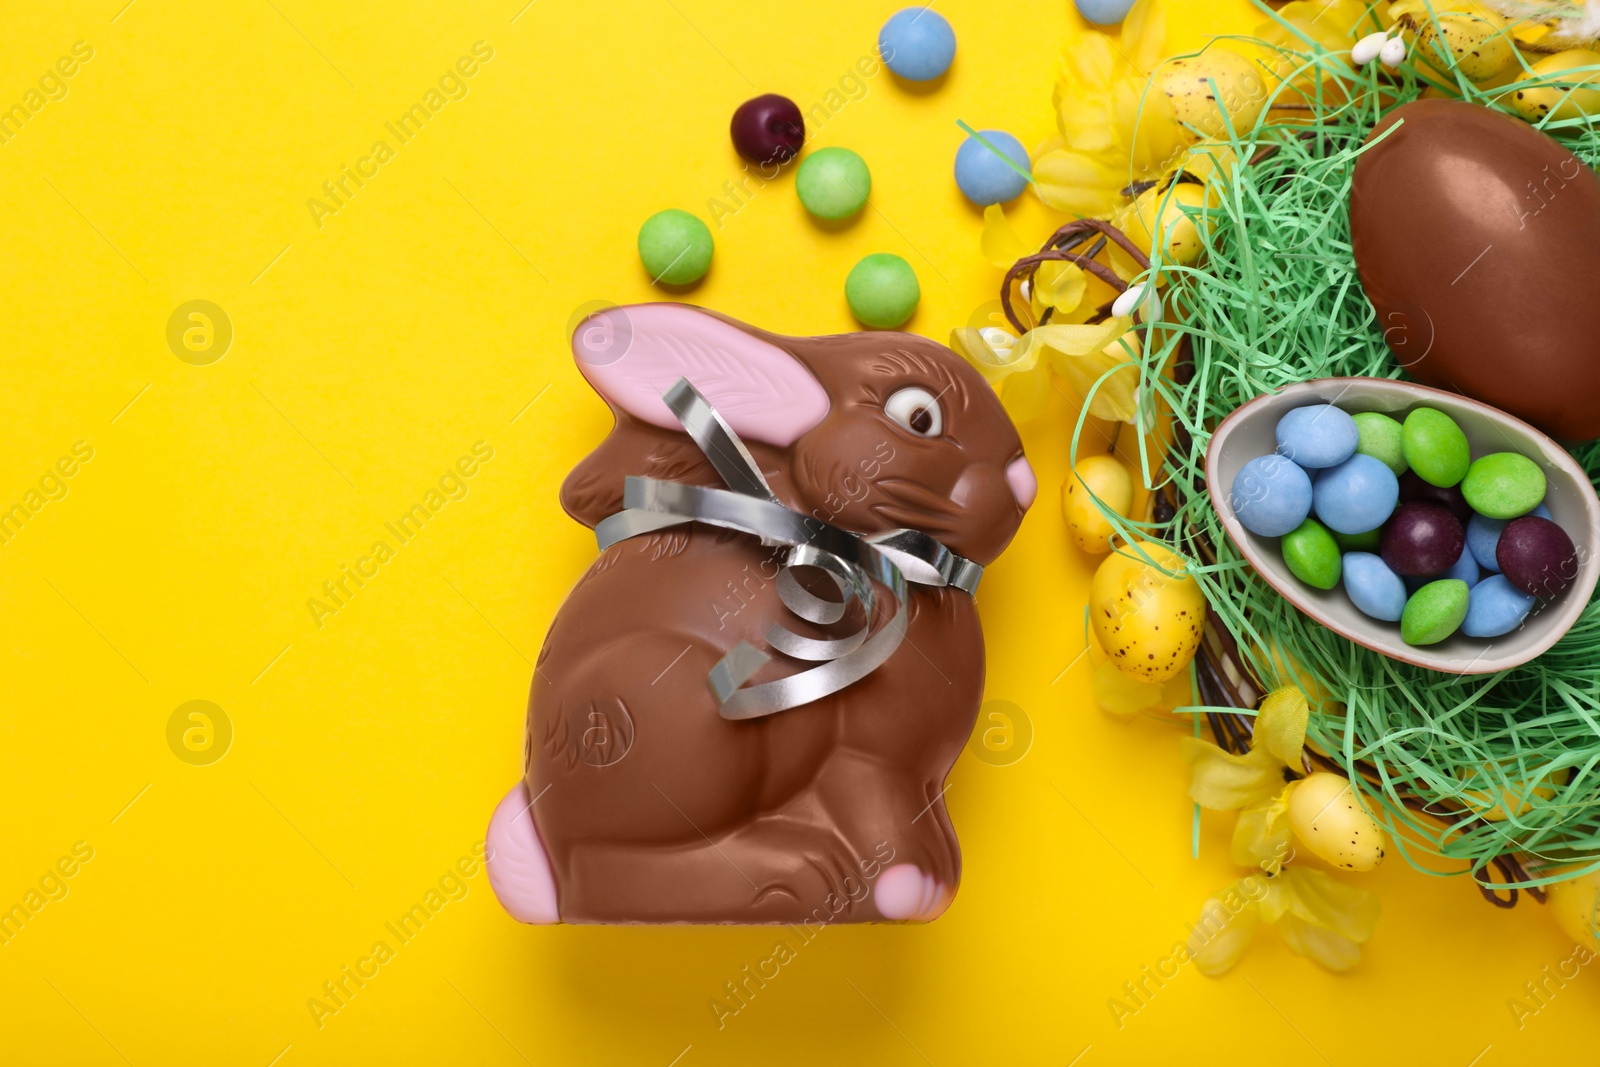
[885,387,943,437]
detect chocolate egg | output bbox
[1351,99,1600,441]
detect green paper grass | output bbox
[1074,9,1600,890]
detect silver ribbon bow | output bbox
[594,378,983,720]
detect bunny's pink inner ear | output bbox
[572,304,830,447]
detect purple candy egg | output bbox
[1497,516,1578,597]
[1398,469,1473,524]
[1380,502,1464,577]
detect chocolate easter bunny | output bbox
[486,304,1035,924]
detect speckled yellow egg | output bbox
[1394,3,1514,83]
[1546,870,1600,950]
[1062,455,1134,555]
[1288,773,1387,872]
[1153,50,1268,144]
[1089,541,1207,683]
[1511,50,1600,123]
[1118,181,1208,266]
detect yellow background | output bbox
[2,0,1594,1062]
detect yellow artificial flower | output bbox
[1040,0,1189,217]
[1179,686,1381,974]
[979,206,1098,323]
[959,204,1143,423]
[1189,865,1381,975]
[951,317,1136,423]
[979,204,1031,270]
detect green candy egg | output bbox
[1400,578,1469,646]
[637,209,713,285]
[796,147,871,220]
[1332,527,1382,552]
[1283,518,1341,590]
[1353,411,1408,476]
[1461,452,1547,519]
[1401,408,1470,488]
[845,253,920,328]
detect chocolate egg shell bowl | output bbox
[1006,21,1600,905]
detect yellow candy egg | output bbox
[1062,454,1134,555]
[1152,50,1268,144]
[1116,181,1209,267]
[1089,541,1207,683]
[1288,772,1387,872]
[1546,870,1600,950]
[1511,50,1600,123]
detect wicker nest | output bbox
[1000,214,1549,909]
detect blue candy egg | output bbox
[1312,454,1399,535]
[1075,0,1137,25]
[1230,454,1313,537]
[1405,550,1479,595]
[954,130,1030,206]
[879,8,956,82]
[1467,503,1552,572]
[1275,404,1359,469]
[1462,574,1538,638]
[1344,552,1408,622]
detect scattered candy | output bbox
[878,8,956,82]
[1353,411,1407,476]
[637,209,713,285]
[954,129,1030,207]
[1275,404,1359,469]
[1402,407,1471,488]
[1379,502,1464,577]
[1232,454,1314,537]
[1463,574,1538,638]
[1461,452,1547,519]
[1075,0,1139,24]
[1498,515,1579,598]
[1401,579,1470,646]
[1467,504,1553,572]
[730,94,805,167]
[1283,518,1341,590]
[1075,0,1137,26]
[845,253,920,328]
[796,146,871,220]
[1063,455,1134,555]
[1343,552,1408,622]
[1399,469,1472,524]
[1313,454,1400,535]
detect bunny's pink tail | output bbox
[485,782,560,924]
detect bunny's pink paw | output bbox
[874,864,953,922]
[486,783,560,924]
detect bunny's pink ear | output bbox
[572,304,829,446]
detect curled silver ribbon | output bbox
[594,378,982,720]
